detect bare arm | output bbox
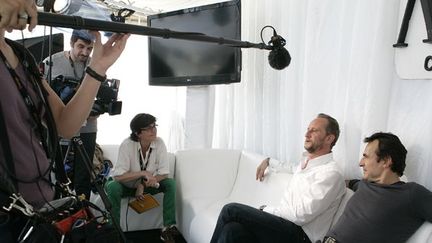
[115,171,167,189]
[114,170,151,185]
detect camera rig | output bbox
[51,75,122,116]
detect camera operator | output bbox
[0,3,130,239]
[44,29,99,200]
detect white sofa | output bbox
[94,146,432,243]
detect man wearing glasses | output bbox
[105,113,179,243]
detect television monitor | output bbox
[147,0,241,86]
[15,33,64,64]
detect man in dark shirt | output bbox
[324,132,432,243]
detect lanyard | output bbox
[68,52,86,80]
[0,50,51,159]
[138,147,153,171]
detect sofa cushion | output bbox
[186,151,293,243]
[179,196,222,241]
[188,198,232,243]
[175,149,242,238]
[229,151,292,206]
[175,149,241,200]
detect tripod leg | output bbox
[61,144,72,165]
[72,137,128,243]
[74,133,96,200]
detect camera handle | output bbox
[69,137,128,243]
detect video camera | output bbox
[51,75,122,116]
[91,78,122,116]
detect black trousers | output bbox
[0,212,27,243]
[210,203,312,243]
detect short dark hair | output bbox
[71,35,92,45]
[71,29,94,45]
[317,113,340,148]
[129,113,156,141]
[364,132,407,176]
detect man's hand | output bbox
[135,183,145,201]
[144,175,159,188]
[256,158,270,181]
[0,0,37,32]
[139,171,158,188]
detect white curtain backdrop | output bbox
[212,0,432,190]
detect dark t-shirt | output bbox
[327,180,432,243]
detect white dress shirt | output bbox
[264,152,346,242]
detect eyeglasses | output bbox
[141,124,158,132]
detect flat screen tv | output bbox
[147,0,241,86]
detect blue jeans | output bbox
[210,203,311,243]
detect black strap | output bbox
[0,105,19,212]
[0,102,18,196]
[0,50,51,161]
[138,147,152,185]
[68,52,86,80]
[4,38,58,162]
[0,39,68,187]
[138,147,153,171]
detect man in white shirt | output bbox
[210,113,346,243]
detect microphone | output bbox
[35,13,291,70]
[267,29,291,70]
